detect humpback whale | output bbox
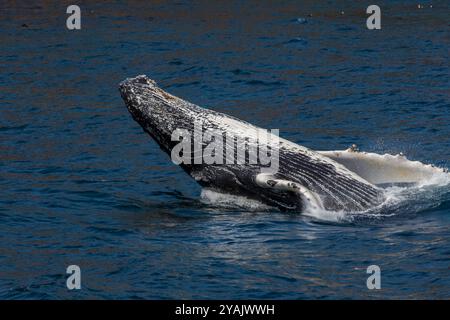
[119,75,386,212]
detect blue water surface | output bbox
[0,1,449,299]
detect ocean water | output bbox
[0,1,449,299]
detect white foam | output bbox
[200,189,273,211]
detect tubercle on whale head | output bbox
[119,74,157,89]
[119,75,196,159]
[119,75,180,122]
[119,75,157,108]
[119,75,171,149]
[119,75,180,113]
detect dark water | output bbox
[1,1,449,299]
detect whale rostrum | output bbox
[119,75,385,212]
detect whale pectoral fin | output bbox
[318,149,449,186]
[255,173,324,210]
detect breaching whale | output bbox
[119,75,386,212]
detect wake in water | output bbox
[200,149,450,222]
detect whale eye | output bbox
[267,179,277,187]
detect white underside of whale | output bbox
[319,148,449,186]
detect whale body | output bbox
[119,75,385,212]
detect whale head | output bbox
[119,75,304,210]
[119,75,185,155]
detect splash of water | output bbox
[200,189,273,211]
[304,152,450,222]
[200,151,450,222]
